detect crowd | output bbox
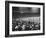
[12,20,40,31]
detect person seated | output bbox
[25,25,30,30]
[21,23,26,31]
[15,25,19,31]
[17,24,22,31]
